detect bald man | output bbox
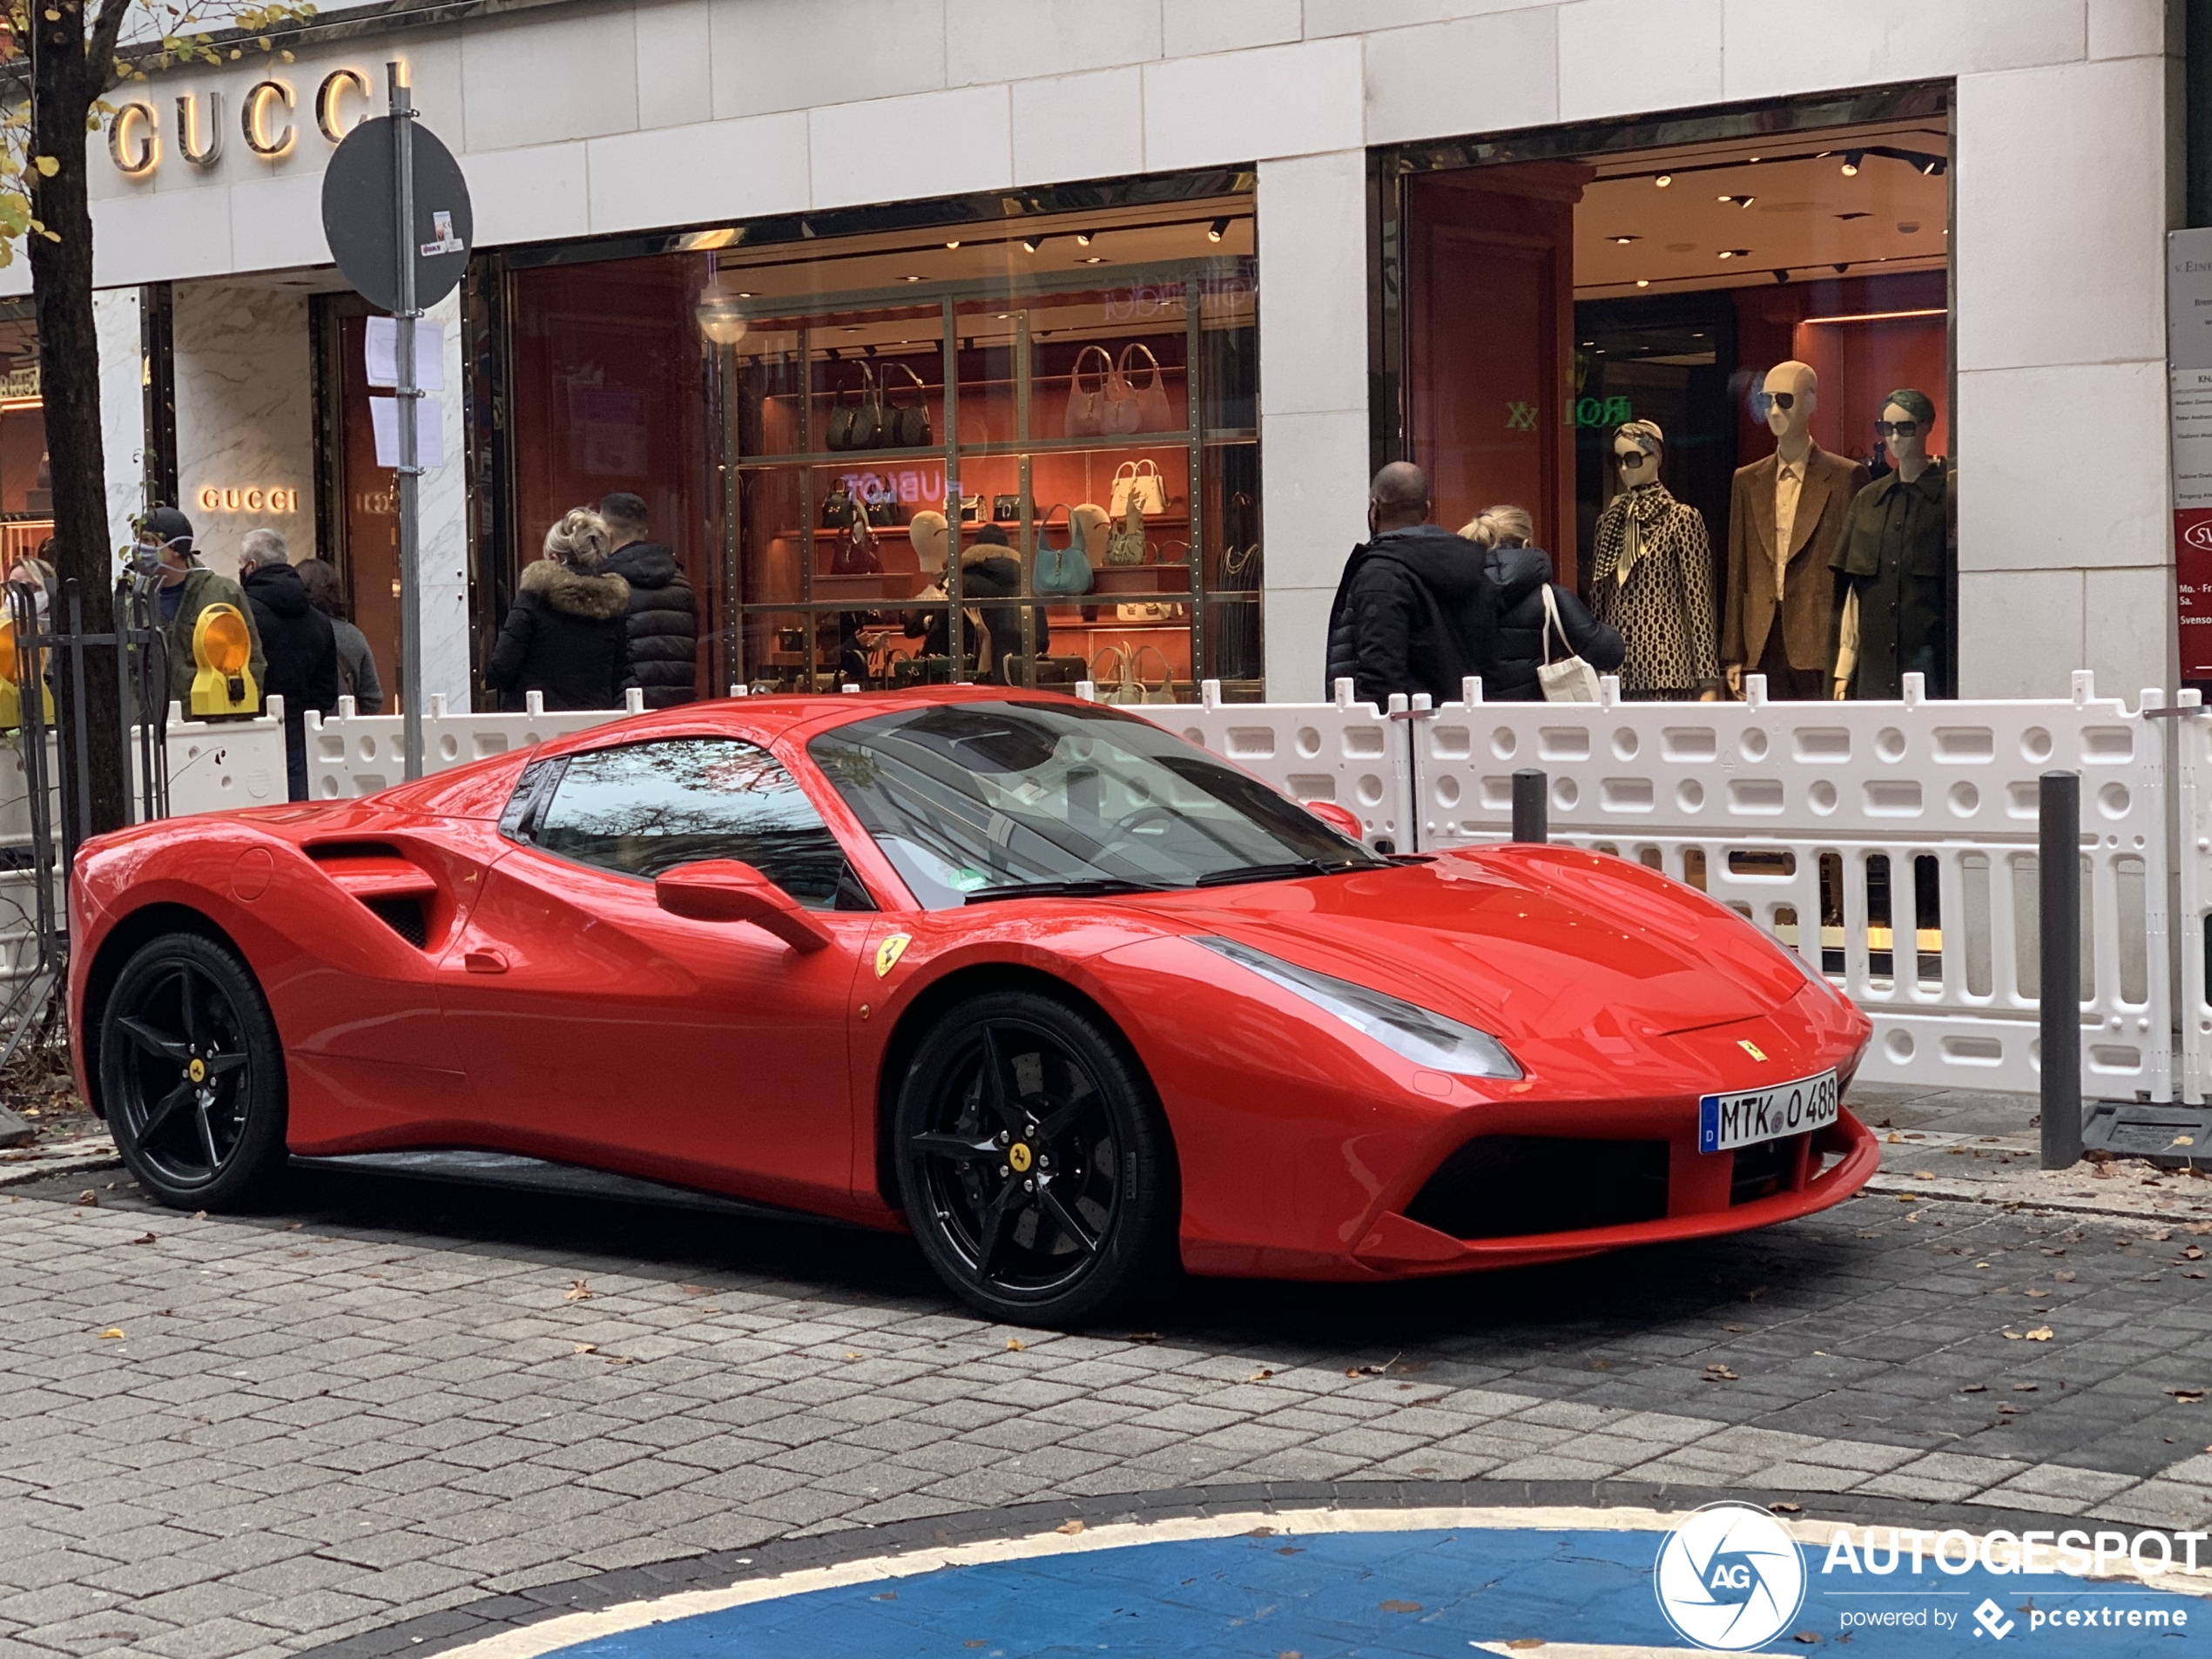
[1324,462,1497,707]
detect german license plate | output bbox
[1699,1070,1839,1154]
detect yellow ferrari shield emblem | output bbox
[1738,1039,1768,1062]
[874,933,912,978]
[187,1058,206,1082]
[1008,1143,1033,1173]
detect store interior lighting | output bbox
[1841,152,1863,176]
[1655,173,1672,187]
[1207,217,1230,241]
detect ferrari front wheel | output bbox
[98,932,288,1210]
[895,992,1177,1327]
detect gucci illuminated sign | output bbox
[196,485,301,514]
[109,67,375,178]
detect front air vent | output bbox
[363,896,428,948]
[1406,1135,1669,1239]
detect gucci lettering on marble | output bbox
[197,486,301,514]
[109,68,373,177]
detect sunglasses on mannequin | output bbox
[1873,420,1919,438]
[1615,449,1654,468]
[1750,391,1797,415]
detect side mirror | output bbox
[1303,799,1366,843]
[655,860,832,954]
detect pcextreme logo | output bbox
[1653,1502,1807,1650]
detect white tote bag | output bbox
[1536,583,1602,704]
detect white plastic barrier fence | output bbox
[2168,690,2212,1102]
[1113,678,1416,853]
[1413,671,2171,1103]
[305,688,649,799]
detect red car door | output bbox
[434,735,872,1214]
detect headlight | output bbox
[1195,935,1522,1081]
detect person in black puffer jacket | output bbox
[1460,505,1624,701]
[487,509,631,711]
[598,492,698,706]
[1324,462,1497,708]
[238,528,338,800]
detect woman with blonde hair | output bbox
[486,508,631,711]
[1457,502,1622,700]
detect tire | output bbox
[894,991,1178,1327]
[98,932,288,1210]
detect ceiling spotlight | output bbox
[1082,255,1103,264]
[1022,235,1043,253]
[1717,248,1751,260]
[1832,262,1850,273]
[1748,155,1761,163]
[1717,194,1755,208]
[944,239,961,249]
[1075,231,1095,246]
[1841,151,1863,176]
[1921,157,1946,177]
[1635,279,1650,288]
[1611,234,1639,245]
[1655,173,1673,187]
[900,274,922,283]
[735,292,753,299]
[1771,268,1790,284]
[1207,216,1230,241]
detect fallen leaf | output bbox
[1507,1642,1546,1651]
[1975,1261,1991,1269]
[1250,1368,1275,1382]
[679,1285,713,1296]
[1379,1600,1422,1614]
[1703,1364,1739,1381]
[1055,1519,1085,1535]
[606,1355,642,1366]
[1913,1170,1937,1180]
[1244,1527,1276,1538]
[191,1210,206,1220]
[1894,1194,1917,1203]
[2184,1246,2205,1261]
[129,1232,155,1245]
[74,1190,97,1207]
[2026,1327,2054,1341]
[2002,1331,2024,1340]
[1006,1338,1026,1352]
[1961,1383,1988,1393]
[572,1343,597,1354]
[2167,1387,2207,1402]
[1885,1131,1902,1143]
[1997,1405,2023,1415]
[1126,1332,1161,1344]
[2013,1382,2040,1392]
[1770,1501,1803,1514]
[2173,1136,2197,1148]
[2026,1289,2051,1298]
[2055,1270,2077,1282]
[97,1327,124,1339]
[1724,1323,1749,1333]
[565,1280,593,1301]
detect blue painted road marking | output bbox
[502,1517,2204,1659]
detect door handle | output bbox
[464,948,508,974]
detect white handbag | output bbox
[1119,343,1173,434]
[1109,459,1166,517]
[1063,345,1112,438]
[1536,583,1602,704]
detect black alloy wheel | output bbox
[98,933,287,1209]
[895,991,1177,1326]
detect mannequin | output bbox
[908,509,948,577]
[1586,419,1720,701]
[1830,389,1950,698]
[1722,361,1870,699]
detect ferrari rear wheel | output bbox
[895,992,1177,1327]
[98,933,287,1210]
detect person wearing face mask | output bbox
[1324,461,1497,708]
[1588,420,1721,701]
[1830,388,1950,699]
[130,505,266,719]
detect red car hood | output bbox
[1125,846,1812,1044]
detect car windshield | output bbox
[807,700,1385,909]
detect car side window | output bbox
[527,738,868,911]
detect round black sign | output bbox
[320,115,474,312]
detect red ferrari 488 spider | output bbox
[70,688,1875,1324]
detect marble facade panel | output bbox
[171,281,316,583]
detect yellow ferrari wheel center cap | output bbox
[1008,1143,1034,1174]
[187,1058,206,1083]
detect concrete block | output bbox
[1723,0,2087,100]
[709,0,945,120]
[635,0,715,128]
[1143,37,1364,171]
[1366,9,1559,145]
[461,4,639,152]
[586,111,810,235]
[462,142,591,249]
[1163,0,1301,57]
[1010,68,1147,185]
[1558,0,1723,124]
[947,0,1161,85]
[810,84,1012,210]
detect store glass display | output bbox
[708,197,1259,700]
[0,304,51,570]
[1387,101,1952,702]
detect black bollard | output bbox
[1512,769,1548,844]
[2039,770,2082,1170]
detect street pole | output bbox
[1511,769,1548,843]
[2039,769,2082,1169]
[388,60,424,780]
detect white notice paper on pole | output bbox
[370,395,444,469]
[364,316,446,391]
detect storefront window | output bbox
[1391,103,1951,702]
[0,301,52,570]
[316,296,400,698]
[489,185,1258,705]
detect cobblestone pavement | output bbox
[2,1086,2209,1659]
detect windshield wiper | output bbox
[964,877,1181,905]
[1193,858,1365,889]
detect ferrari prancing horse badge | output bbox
[875,934,912,978]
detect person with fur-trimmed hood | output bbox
[487,509,631,711]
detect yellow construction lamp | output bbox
[189,603,259,717]
[0,617,52,728]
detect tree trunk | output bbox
[29,30,127,837]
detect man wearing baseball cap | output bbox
[131,505,266,718]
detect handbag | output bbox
[821,485,858,529]
[1103,496,1146,565]
[1101,349,1140,436]
[830,516,881,577]
[1063,344,1112,438]
[1536,583,1602,703]
[883,362,932,449]
[1127,642,1176,704]
[958,494,983,525]
[1118,342,1172,434]
[1116,601,1184,622]
[992,493,1024,523]
[1109,459,1166,517]
[1033,504,1092,597]
[826,363,879,451]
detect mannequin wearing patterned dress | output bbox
[1588,421,1721,701]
